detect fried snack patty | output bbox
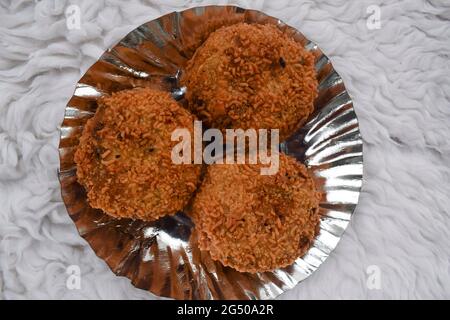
[191,153,321,273]
[74,88,201,221]
[181,23,318,141]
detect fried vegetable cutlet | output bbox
[74,88,202,221]
[181,22,318,141]
[191,153,321,273]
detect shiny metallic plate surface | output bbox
[58,5,363,300]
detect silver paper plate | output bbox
[58,5,363,300]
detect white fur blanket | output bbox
[0,0,449,299]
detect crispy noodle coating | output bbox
[74,88,202,221]
[181,23,318,141]
[191,153,321,273]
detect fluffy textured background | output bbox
[0,0,449,300]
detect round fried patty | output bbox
[74,88,201,221]
[191,153,321,273]
[181,23,318,141]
